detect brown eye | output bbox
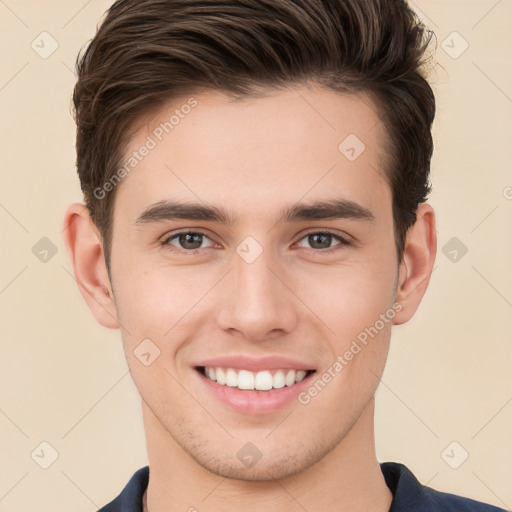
[308,233,334,249]
[162,231,215,251]
[296,231,350,251]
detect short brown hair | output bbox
[72,0,436,276]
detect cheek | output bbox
[290,257,397,341]
[113,262,210,337]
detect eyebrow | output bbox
[134,198,376,227]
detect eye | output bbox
[295,231,352,253]
[160,229,352,255]
[162,231,216,252]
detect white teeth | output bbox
[255,370,273,390]
[273,370,286,389]
[216,368,226,385]
[226,368,238,387]
[295,370,307,382]
[285,369,296,386]
[202,367,311,391]
[238,370,255,390]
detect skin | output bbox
[63,84,437,512]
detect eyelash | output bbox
[160,229,352,256]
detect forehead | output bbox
[113,85,391,224]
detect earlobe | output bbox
[62,203,120,329]
[393,203,437,325]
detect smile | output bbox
[194,364,317,414]
[199,366,314,391]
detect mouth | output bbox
[195,366,316,392]
[192,355,318,414]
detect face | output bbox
[108,85,400,480]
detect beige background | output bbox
[1,1,511,511]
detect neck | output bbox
[142,398,392,512]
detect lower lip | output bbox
[195,368,316,415]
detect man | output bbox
[62,0,506,511]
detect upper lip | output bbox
[194,355,316,372]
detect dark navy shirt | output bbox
[98,462,507,511]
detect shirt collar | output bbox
[381,462,436,511]
[99,462,443,512]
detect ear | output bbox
[393,202,437,325]
[62,203,119,329]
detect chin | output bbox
[178,435,331,482]
[198,454,311,481]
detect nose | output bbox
[216,249,298,342]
